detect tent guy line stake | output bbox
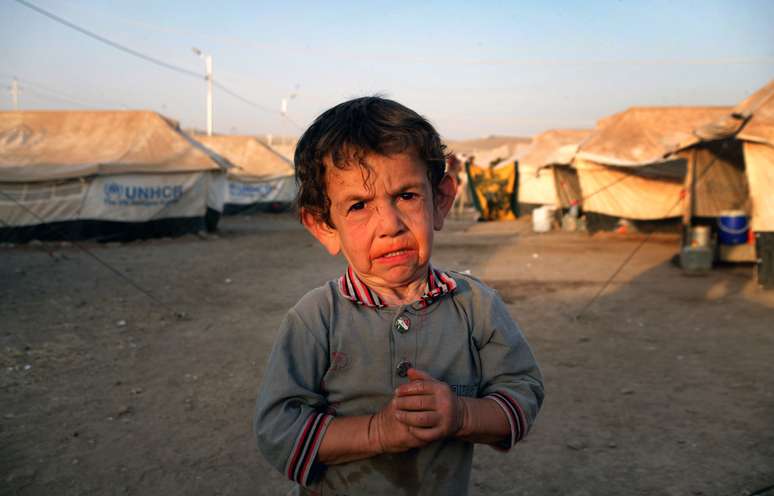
[0,188,187,319]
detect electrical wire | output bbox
[22,86,98,110]
[13,0,292,124]
[14,0,201,80]
[6,75,130,109]
[211,80,275,114]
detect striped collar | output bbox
[338,265,457,309]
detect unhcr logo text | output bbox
[104,183,184,206]
[229,182,276,199]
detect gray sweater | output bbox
[254,270,544,495]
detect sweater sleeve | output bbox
[254,307,334,487]
[476,291,545,451]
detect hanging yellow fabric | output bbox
[466,160,517,221]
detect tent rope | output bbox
[573,153,723,319]
[0,188,187,318]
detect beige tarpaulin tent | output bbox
[518,129,589,208]
[445,136,530,163]
[677,80,774,232]
[574,106,732,220]
[0,110,228,241]
[673,80,774,287]
[194,135,296,212]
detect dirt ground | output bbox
[2,212,773,496]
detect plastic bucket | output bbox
[718,210,748,245]
[532,206,552,233]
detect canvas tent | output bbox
[675,80,774,287]
[0,110,228,242]
[194,135,295,214]
[445,136,530,165]
[518,129,589,209]
[676,80,774,232]
[574,106,733,223]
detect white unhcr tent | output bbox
[518,129,590,209]
[0,111,228,242]
[574,106,732,223]
[194,135,295,214]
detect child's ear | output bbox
[433,174,457,231]
[301,209,341,255]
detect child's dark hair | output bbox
[294,96,447,226]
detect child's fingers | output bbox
[407,426,445,443]
[394,394,436,411]
[406,368,435,382]
[395,379,433,396]
[395,409,440,428]
[397,376,447,397]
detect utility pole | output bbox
[281,85,299,117]
[10,78,20,110]
[205,54,213,136]
[192,48,213,135]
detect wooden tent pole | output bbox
[682,148,696,244]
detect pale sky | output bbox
[2,0,773,139]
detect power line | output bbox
[14,0,201,80]
[16,76,129,109]
[212,80,276,114]
[22,87,95,109]
[1,74,130,110]
[13,0,289,124]
[53,0,276,54]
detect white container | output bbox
[532,206,552,233]
[690,226,711,247]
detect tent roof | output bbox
[691,79,774,148]
[446,136,531,166]
[194,134,293,181]
[576,106,731,166]
[0,111,228,182]
[519,129,591,169]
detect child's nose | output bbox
[376,203,406,236]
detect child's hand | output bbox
[393,368,466,443]
[369,397,428,453]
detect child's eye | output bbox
[348,201,365,212]
[399,192,417,200]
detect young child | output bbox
[254,97,544,495]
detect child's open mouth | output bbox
[374,249,416,264]
[383,250,409,258]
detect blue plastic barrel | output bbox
[718,210,748,245]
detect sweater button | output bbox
[395,316,411,333]
[396,360,412,377]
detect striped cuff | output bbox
[285,412,334,487]
[486,392,528,451]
